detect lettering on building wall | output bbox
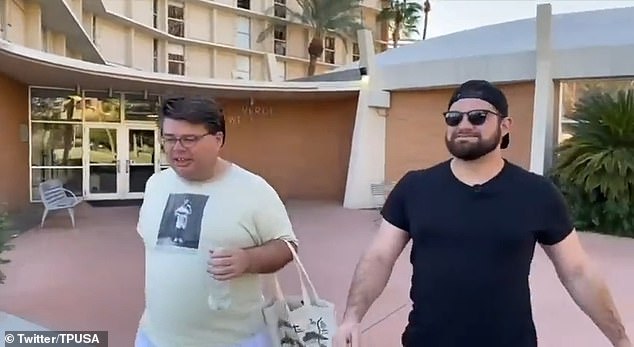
[226,104,274,125]
[241,105,273,116]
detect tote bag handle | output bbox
[270,240,321,306]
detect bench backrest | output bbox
[370,183,388,208]
[39,179,68,208]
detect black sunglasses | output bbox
[442,109,502,127]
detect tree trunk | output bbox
[307,37,323,76]
[423,12,429,40]
[307,55,318,76]
[62,99,76,165]
[423,0,430,40]
[392,29,400,48]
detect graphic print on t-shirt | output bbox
[156,193,209,249]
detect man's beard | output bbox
[445,128,501,161]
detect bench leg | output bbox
[40,208,49,228]
[67,208,75,228]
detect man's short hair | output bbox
[159,96,226,145]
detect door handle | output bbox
[116,160,120,173]
[126,160,130,173]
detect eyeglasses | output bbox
[442,109,502,127]
[160,133,211,148]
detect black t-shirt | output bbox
[381,159,574,347]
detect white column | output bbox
[529,3,555,175]
[127,27,135,68]
[265,53,281,82]
[343,29,391,209]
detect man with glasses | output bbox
[135,96,297,347]
[334,80,631,347]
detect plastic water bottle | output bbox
[207,247,232,310]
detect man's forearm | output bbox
[245,239,294,274]
[343,253,394,323]
[562,266,630,346]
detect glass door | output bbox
[83,125,122,200]
[122,126,159,199]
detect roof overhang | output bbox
[380,51,537,91]
[332,6,634,91]
[0,39,360,100]
[378,41,634,92]
[32,0,106,64]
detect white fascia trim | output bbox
[0,39,361,93]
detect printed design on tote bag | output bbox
[278,317,330,347]
[156,193,209,249]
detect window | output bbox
[324,36,335,64]
[168,43,185,75]
[558,78,634,143]
[153,39,159,72]
[124,94,161,122]
[153,0,158,28]
[234,55,250,80]
[237,0,250,10]
[29,88,86,201]
[168,2,184,37]
[352,42,360,61]
[235,16,250,49]
[91,15,97,44]
[0,0,5,40]
[274,0,286,18]
[274,25,286,55]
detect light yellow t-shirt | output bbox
[136,163,298,347]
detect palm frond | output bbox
[257,5,308,43]
[551,88,634,235]
[376,0,423,40]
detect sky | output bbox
[414,0,634,40]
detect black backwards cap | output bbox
[448,80,510,149]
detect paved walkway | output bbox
[0,200,633,346]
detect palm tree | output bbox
[422,0,431,40]
[257,0,366,76]
[550,88,634,236]
[377,0,423,48]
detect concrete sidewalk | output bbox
[0,200,632,346]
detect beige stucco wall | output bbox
[4,0,78,58]
[5,0,26,44]
[3,0,386,81]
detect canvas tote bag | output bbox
[262,240,337,347]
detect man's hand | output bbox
[542,230,630,347]
[207,248,250,281]
[333,318,361,347]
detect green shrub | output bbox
[0,209,16,284]
[550,88,634,237]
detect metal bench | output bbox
[38,179,82,228]
[370,183,389,209]
[370,182,396,223]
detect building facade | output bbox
[342,5,634,208]
[0,3,633,217]
[0,0,388,81]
